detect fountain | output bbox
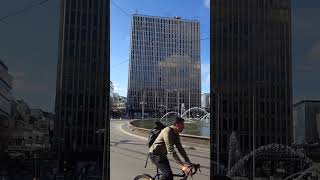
[284,162,320,179]
[227,144,314,178]
[150,107,210,137]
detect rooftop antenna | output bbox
[134,9,138,15]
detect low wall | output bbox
[128,120,210,145]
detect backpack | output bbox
[147,121,166,148]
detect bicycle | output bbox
[133,163,201,180]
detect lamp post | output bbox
[253,93,255,180]
[95,128,106,180]
[216,92,220,174]
[33,152,37,180]
[140,90,146,119]
[140,102,146,119]
[252,81,263,179]
[159,105,167,116]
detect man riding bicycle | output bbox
[149,117,196,180]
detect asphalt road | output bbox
[110,120,210,180]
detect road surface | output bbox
[110,120,210,179]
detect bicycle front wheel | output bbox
[133,173,153,180]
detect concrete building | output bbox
[111,93,127,118]
[0,59,13,128]
[110,81,114,97]
[293,97,320,144]
[112,93,127,110]
[212,0,292,155]
[54,0,109,170]
[127,14,201,118]
[201,93,210,109]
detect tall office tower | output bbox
[127,14,201,118]
[211,0,292,158]
[54,0,109,171]
[201,93,210,109]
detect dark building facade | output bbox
[127,15,201,118]
[211,0,292,158]
[54,0,109,172]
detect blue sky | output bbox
[110,0,210,97]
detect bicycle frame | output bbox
[152,164,200,180]
[134,164,200,180]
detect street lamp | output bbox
[216,92,220,175]
[33,152,37,180]
[95,128,106,180]
[253,81,264,179]
[140,102,147,119]
[159,104,167,115]
[96,129,106,134]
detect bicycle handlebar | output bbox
[178,163,201,178]
[191,164,201,175]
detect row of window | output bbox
[133,16,199,27]
[220,117,289,132]
[66,0,98,12]
[66,27,98,41]
[64,43,98,58]
[131,35,199,44]
[132,32,198,41]
[66,11,98,27]
[216,134,288,151]
[133,25,199,34]
[132,41,198,48]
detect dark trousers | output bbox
[149,153,173,180]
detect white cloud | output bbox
[201,63,210,86]
[201,63,210,74]
[204,0,210,9]
[113,82,127,97]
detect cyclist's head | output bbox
[173,117,185,133]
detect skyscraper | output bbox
[54,0,109,171]
[127,14,201,118]
[211,0,292,158]
[201,93,210,109]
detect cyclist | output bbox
[149,117,195,180]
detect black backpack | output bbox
[147,121,166,148]
[144,121,166,168]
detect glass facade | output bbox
[211,0,292,166]
[127,15,201,118]
[55,0,109,166]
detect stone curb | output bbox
[128,120,210,146]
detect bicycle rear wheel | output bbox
[133,173,153,180]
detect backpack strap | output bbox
[144,153,149,168]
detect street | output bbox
[110,120,210,179]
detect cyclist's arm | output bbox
[163,129,183,165]
[175,136,191,163]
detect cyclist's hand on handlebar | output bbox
[180,164,192,176]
